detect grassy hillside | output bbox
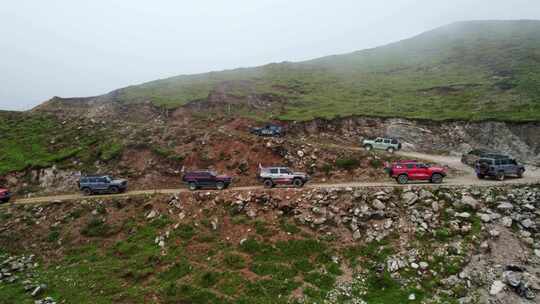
[116,20,540,121]
[0,111,120,177]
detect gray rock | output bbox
[490,280,505,295]
[462,196,479,210]
[478,213,491,223]
[501,216,513,227]
[402,192,418,206]
[497,202,514,211]
[504,271,522,288]
[456,212,471,219]
[372,199,385,210]
[419,189,433,200]
[521,218,535,229]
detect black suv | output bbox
[182,170,233,191]
[250,124,284,137]
[78,175,128,195]
[475,155,525,181]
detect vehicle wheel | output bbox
[188,182,198,191]
[431,173,443,184]
[397,174,409,184]
[109,186,119,194]
[216,181,225,190]
[496,172,505,181]
[477,174,485,179]
[364,145,372,151]
[263,179,274,189]
[387,147,395,153]
[293,178,304,188]
[82,188,92,196]
[517,169,524,178]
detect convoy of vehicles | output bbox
[387,161,447,184]
[362,137,401,153]
[182,170,232,191]
[475,155,525,181]
[78,175,128,195]
[0,188,11,203]
[2,130,527,201]
[257,166,310,188]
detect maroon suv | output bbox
[0,188,12,203]
[182,170,232,191]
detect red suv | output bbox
[387,161,446,184]
[0,188,12,203]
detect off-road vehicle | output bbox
[461,149,504,166]
[182,170,232,191]
[0,188,11,203]
[257,166,309,188]
[475,156,525,181]
[362,137,401,153]
[387,161,446,184]
[250,124,284,137]
[78,175,128,195]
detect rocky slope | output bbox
[294,116,540,165]
[1,184,540,303]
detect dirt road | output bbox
[7,150,539,206]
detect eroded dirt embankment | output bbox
[292,116,540,165]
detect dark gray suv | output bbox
[78,175,128,195]
[475,156,525,181]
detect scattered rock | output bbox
[489,280,505,295]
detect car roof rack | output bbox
[481,153,510,159]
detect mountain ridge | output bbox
[36,20,540,122]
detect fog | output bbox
[1,0,539,110]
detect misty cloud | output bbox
[0,0,539,110]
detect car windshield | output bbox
[104,176,112,182]
[209,171,218,177]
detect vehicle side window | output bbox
[391,139,398,144]
[99,177,107,183]
[90,178,97,183]
[270,169,278,174]
[280,169,290,174]
[495,160,502,166]
[511,159,517,165]
[383,139,390,144]
[375,138,382,143]
[406,164,414,169]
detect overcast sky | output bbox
[1,0,539,110]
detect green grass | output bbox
[0,111,123,176]
[113,21,540,122]
[0,188,492,304]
